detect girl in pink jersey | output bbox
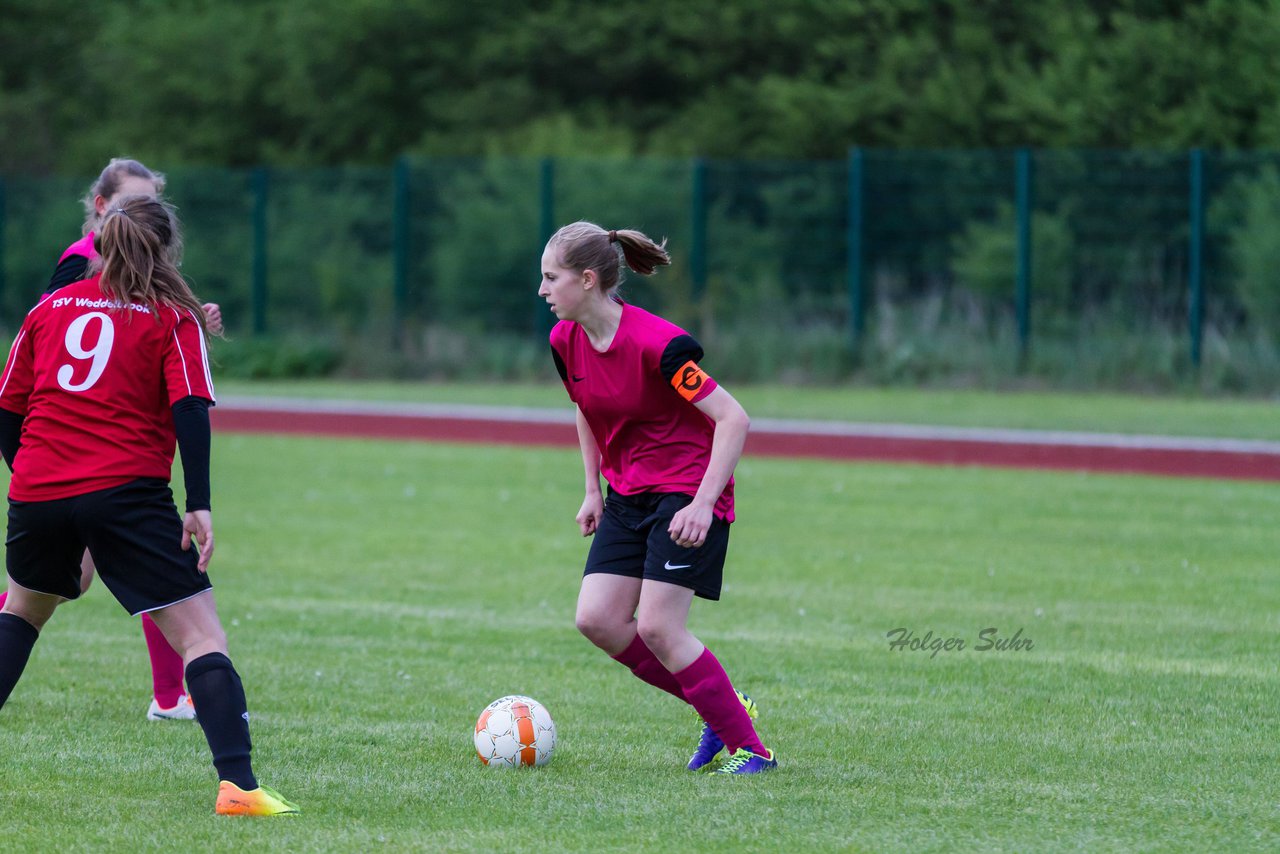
[0,158,222,721]
[0,195,296,816]
[541,221,776,774]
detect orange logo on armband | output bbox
[671,361,710,401]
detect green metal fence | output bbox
[2,151,1279,387]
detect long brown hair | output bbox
[81,158,165,236]
[94,195,208,333]
[548,221,671,293]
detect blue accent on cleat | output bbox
[713,747,778,775]
[687,690,758,771]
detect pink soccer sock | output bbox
[141,613,185,708]
[0,590,7,610]
[672,647,766,756]
[611,634,689,703]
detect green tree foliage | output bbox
[5,0,1280,173]
[0,0,104,172]
[952,203,1075,317]
[1213,163,1280,341]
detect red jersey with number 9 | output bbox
[0,274,215,501]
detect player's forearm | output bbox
[692,408,750,509]
[172,396,212,511]
[575,408,603,495]
[0,407,23,470]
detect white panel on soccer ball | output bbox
[487,709,515,737]
[493,731,519,760]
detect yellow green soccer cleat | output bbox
[713,747,778,775]
[215,781,300,816]
[687,690,758,772]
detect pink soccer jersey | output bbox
[0,275,216,501]
[550,303,734,522]
[59,232,97,264]
[44,233,99,296]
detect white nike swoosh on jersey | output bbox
[663,560,692,570]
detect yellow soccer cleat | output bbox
[713,747,778,775]
[215,781,300,816]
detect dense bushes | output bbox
[7,1,1280,174]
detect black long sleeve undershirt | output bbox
[172,396,212,512]
[0,407,22,471]
[45,254,91,295]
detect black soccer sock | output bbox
[185,652,258,791]
[0,613,40,709]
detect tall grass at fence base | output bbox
[204,303,1280,394]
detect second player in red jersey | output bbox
[0,158,222,721]
[0,195,297,816]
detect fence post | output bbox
[846,147,865,349]
[690,157,708,333]
[1188,148,1205,370]
[392,155,411,349]
[536,158,556,336]
[1015,148,1034,365]
[250,167,269,335]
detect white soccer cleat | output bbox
[146,693,196,721]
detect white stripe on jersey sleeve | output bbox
[169,307,197,399]
[189,309,216,403]
[0,329,28,401]
[167,306,216,402]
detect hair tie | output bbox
[112,207,128,215]
[607,230,617,243]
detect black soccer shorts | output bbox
[6,478,212,616]
[583,489,730,600]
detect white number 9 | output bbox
[58,312,115,392]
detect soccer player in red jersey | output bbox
[0,158,221,721]
[0,196,297,815]
[540,221,777,774]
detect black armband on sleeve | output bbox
[172,396,212,512]
[45,255,91,295]
[660,334,706,383]
[0,407,23,471]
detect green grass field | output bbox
[1,429,1278,851]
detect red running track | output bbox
[210,400,1280,482]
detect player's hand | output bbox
[669,501,712,549]
[202,302,223,336]
[182,510,215,573]
[577,492,603,537]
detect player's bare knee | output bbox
[575,611,624,649]
[635,619,677,659]
[574,611,607,645]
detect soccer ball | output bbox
[473,695,557,768]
